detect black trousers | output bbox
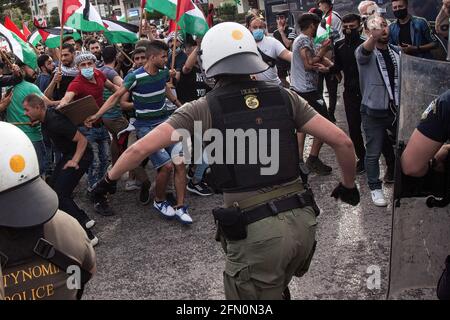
[343,90,366,161]
[318,72,339,118]
[51,151,93,224]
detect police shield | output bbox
[389,54,450,299]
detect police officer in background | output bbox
[401,90,450,299]
[0,122,96,300]
[92,22,360,300]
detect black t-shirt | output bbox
[399,20,412,45]
[273,26,296,71]
[42,108,91,159]
[167,51,188,72]
[53,76,76,101]
[417,90,450,143]
[379,48,396,101]
[176,66,211,104]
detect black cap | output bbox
[317,0,333,5]
[275,11,289,17]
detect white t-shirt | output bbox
[254,36,286,85]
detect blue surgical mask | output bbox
[81,67,94,79]
[252,29,265,41]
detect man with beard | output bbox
[356,15,400,207]
[333,14,366,174]
[88,39,104,68]
[44,44,78,101]
[36,54,55,92]
[59,52,118,217]
[87,41,193,225]
[247,16,292,86]
[389,0,438,59]
[3,62,59,174]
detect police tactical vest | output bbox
[206,81,300,192]
[0,225,88,300]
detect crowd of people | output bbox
[0,0,449,300]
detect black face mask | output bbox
[344,29,361,43]
[394,8,408,20]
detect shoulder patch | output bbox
[421,99,438,120]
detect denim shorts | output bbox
[135,125,183,169]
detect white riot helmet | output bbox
[199,22,269,78]
[0,122,58,228]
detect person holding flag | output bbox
[290,13,334,175]
[316,0,343,123]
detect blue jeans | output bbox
[79,126,111,188]
[32,140,46,175]
[136,125,183,169]
[193,153,209,183]
[361,110,396,190]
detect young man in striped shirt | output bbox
[87,40,193,224]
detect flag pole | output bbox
[169,26,178,85]
[138,0,144,38]
[115,45,134,64]
[58,1,65,89]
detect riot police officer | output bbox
[92,22,360,299]
[0,122,96,300]
[401,89,450,299]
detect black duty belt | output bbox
[243,190,319,225]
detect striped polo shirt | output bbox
[123,66,170,126]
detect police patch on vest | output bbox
[244,95,260,109]
[421,99,437,120]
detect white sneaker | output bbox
[175,206,193,225]
[371,189,387,207]
[153,200,176,219]
[125,179,141,191]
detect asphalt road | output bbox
[80,92,397,300]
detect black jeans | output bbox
[51,150,93,224]
[318,72,339,118]
[297,91,330,120]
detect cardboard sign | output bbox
[58,96,98,126]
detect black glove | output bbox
[331,183,360,206]
[92,173,117,196]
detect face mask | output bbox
[394,8,408,20]
[345,29,361,43]
[175,47,182,54]
[252,29,265,41]
[81,67,95,79]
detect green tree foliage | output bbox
[49,7,60,27]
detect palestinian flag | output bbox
[315,14,332,45]
[31,20,82,48]
[0,23,37,69]
[28,30,42,47]
[38,27,82,49]
[145,0,177,20]
[103,18,139,44]
[176,0,209,37]
[64,0,106,32]
[4,17,27,42]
